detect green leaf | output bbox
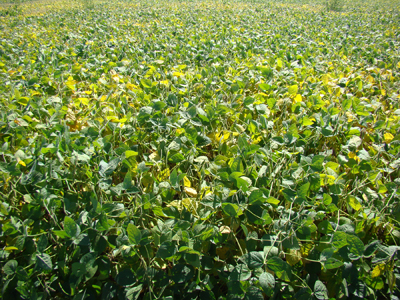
[168,152,185,163]
[36,253,52,271]
[222,203,240,217]
[347,234,364,259]
[245,286,264,300]
[311,155,324,172]
[267,257,292,282]
[228,264,252,281]
[157,241,176,259]
[240,251,264,269]
[322,193,332,205]
[185,253,201,268]
[266,197,280,206]
[99,158,120,177]
[332,231,348,250]
[342,98,352,110]
[364,240,380,257]
[249,189,265,205]
[125,285,143,300]
[170,169,178,188]
[171,264,194,283]
[3,260,18,276]
[318,220,334,234]
[267,98,276,109]
[53,230,70,239]
[259,272,275,293]
[140,78,152,88]
[64,216,80,238]
[258,83,270,91]
[116,269,136,286]
[37,234,48,253]
[297,182,310,198]
[125,150,138,158]
[127,223,141,245]
[324,257,344,269]
[314,280,328,300]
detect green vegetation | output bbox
[1,0,400,298]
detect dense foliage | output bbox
[1,0,400,299]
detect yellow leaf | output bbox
[18,160,26,167]
[294,94,302,103]
[126,83,140,90]
[5,246,18,251]
[371,264,385,278]
[184,187,197,197]
[160,80,170,86]
[183,176,191,187]
[252,135,262,144]
[348,152,360,162]
[384,132,394,143]
[348,196,362,211]
[173,71,184,77]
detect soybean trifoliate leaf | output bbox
[314,280,328,300]
[239,251,264,269]
[36,253,53,271]
[64,216,80,238]
[222,203,241,217]
[3,260,18,275]
[347,234,364,259]
[228,264,252,281]
[324,258,344,269]
[259,272,275,292]
[332,231,348,250]
[267,256,292,282]
[127,223,141,245]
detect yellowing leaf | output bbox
[371,264,385,278]
[302,116,314,126]
[176,128,185,135]
[286,249,302,266]
[216,246,230,260]
[157,168,170,181]
[348,196,362,211]
[294,94,302,103]
[182,197,198,214]
[183,176,191,187]
[160,80,170,86]
[384,132,394,143]
[18,160,26,167]
[126,83,140,90]
[288,84,298,95]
